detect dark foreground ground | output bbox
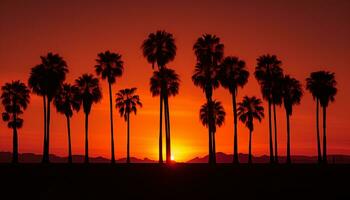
[0,164,349,200]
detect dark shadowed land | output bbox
[0,163,349,200]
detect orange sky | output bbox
[0,0,349,162]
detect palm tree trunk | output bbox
[108,83,115,164]
[166,96,171,163]
[127,113,130,164]
[213,131,216,162]
[12,114,18,164]
[286,111,291,164]
[66,115,72,164]
[268,99,274,164]
[85,113,89,163]
[164,92,171,164]
[248,130,252,164]
[232,90,239,164]
[273,103,278,163]
[207,98,213,164]
[159,93,163,164]
[316,99,322,164]
[45,98,51,163]
[42,96,47,163]
[322,106,327,164]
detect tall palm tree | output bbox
[28,52,68,163]
[115,88,142,164]
[254,54,282,164]
[219,56,249,164]
[53,83,81,163]
[141,30,176,164]
[271,75,283,163]
[237,96,264,164]
[199,100,226,161]
[281,75,303,164]
[306,71,337,164]
[192,34,224,164]
[150,67,180,163]
[1,81,30,163]
[75,74,102,163]
[95,50,124,164]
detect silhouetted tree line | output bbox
[1,31,337,165]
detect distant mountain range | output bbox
[1,152,350,163]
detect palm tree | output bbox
[281,75,303,164]
[95,50,124,164]
[192,34,224,164]
[115,88,142,164]
[75,74,102,163]
[237,96,264,164]
[53,83,81,163]
[254,54,282,164]
[219,56,249,164]
[199,100,226,161]
[28,52,68,163]
[142,30,177,164]
[306,71,337,164]
[1,81,30,163]
[150,67,180,163]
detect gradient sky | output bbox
[0,0,349,162]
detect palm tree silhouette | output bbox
[142,30,177,164]
[219,56,249,164]
[115,88,142,164]
[281,75,303,164]
[28,52,68,163]
[75,74,102,163]
[254,54,282,164]
[1,81,30,163]
[237,96,264,164]
[192,34,224,164]
[95,50,124,164]
[53,83,81,163]
[199,100,226,161]
[306,71,337,164]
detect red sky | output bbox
[0,0,349,162]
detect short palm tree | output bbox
[219,56,249,164]
[281,75,303,164]
[142,30,177,164]
[306,71,337,164]
[192,34,224,164]
[237,96,264,164]
[75,74,102,163]
[254,54,283,164]
[115,88,142,164]
[28,52,68,163]
[95,50,124,164]
[1,81,30,163]
[54,83,81,163]
[199,100,226,161]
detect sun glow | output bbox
[171,155,175,161]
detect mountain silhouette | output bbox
[0,151,349,163]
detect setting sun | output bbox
[171,155,175,161]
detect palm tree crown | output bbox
[54,83,81,117]
[95,50,124,84]
[75,74,102,114]
[199,100,226,132]
[193,34,224,65]
[219,56,249,93]
[116,88,142,120]
[282,75,303,115]
[237,96,264,132]
[306,71,337,107]
[254,54,283,101]
[150,67,180,97]
[141,30,176,69]
[1,81,30,128]
[28,52,68,100]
